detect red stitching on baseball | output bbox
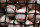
[32,0,34,9]
[7,7,15,11]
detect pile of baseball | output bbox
[0,0,40,27]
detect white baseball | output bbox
[1,0,9,3]
[6,5,17,17]
[16,9,26,13]
[36,15,40,23]
[28,10,40,23]
[28,0,35,9]
[15,14,25,22]
[22,7,28,13]
[37,0,40,4]
[8,20,20,27]
[0,15,10,26]
[15,9,28,22]
[25,20,33,27]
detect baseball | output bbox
[0,15,10,26]
[37,0,40,4]
[6,5,17,17]
[1,0,9,3]
[16,9,26,13]
[28,10,40,23]
[25,20,33,27]
[15,9,28,22]
[36,15,40,23]
[15,14,26,22]
[28,0,35,9]
[22,7,28,13]
[8,20,20,27]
